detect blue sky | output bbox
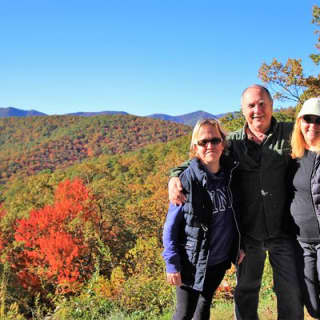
[0,0,318,116]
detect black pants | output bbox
[234,236,304,320]
[296,240,320,319]
[173,260,229,320]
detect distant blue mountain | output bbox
[67,111,129,116]
[148,110,220,126]
[0,107,46,117]
[0,107,130,118]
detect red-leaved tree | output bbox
[12,179,97,295]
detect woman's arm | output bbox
[162,203,184,279]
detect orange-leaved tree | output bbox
[11,178,98,295]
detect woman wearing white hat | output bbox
[289,97,320,319]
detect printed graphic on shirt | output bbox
[208,187,232,215]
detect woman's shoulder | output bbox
[179,158,203,190]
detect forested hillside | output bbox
[0,134,192,319]
[0,114,191,186]
[0,108,297,319]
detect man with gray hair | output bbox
[169,84,304,319]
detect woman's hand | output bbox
[166,272,182,286]
[168,177,186,205]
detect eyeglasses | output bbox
[302,115,320,125]
[197,137,223,147]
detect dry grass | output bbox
[210,298,315,320]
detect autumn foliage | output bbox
[0,114,191,185]
[2,6,320,317]
[11,179,97,295]
[0,116,294,317]
[0,205,7,251]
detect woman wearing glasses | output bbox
[162,119,244,320]
[289,98,320,319]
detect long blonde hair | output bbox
[291,117,320,158]
[291,118,306,159]
[189,119,228,159]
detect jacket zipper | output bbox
[228,161,241,265]
[310,154,320,232]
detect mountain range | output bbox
[0,107,46,117]
[148,110,220,126]
[0,107,224,126]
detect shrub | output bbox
[119,238,174,315]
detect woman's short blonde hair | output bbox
[291,117,320,158]
[189,119,228,159]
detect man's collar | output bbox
[244,117,276,144]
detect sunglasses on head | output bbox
[302,115,320,125]
[197,137,223,147]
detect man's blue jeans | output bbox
[234,236,304,320]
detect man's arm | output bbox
[168,160,190,205]
[169,160,190,177]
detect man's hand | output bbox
[168,177,186,205]
[238,249,245,265]
[166,272,182,286]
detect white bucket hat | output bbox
[298,97,320,118]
